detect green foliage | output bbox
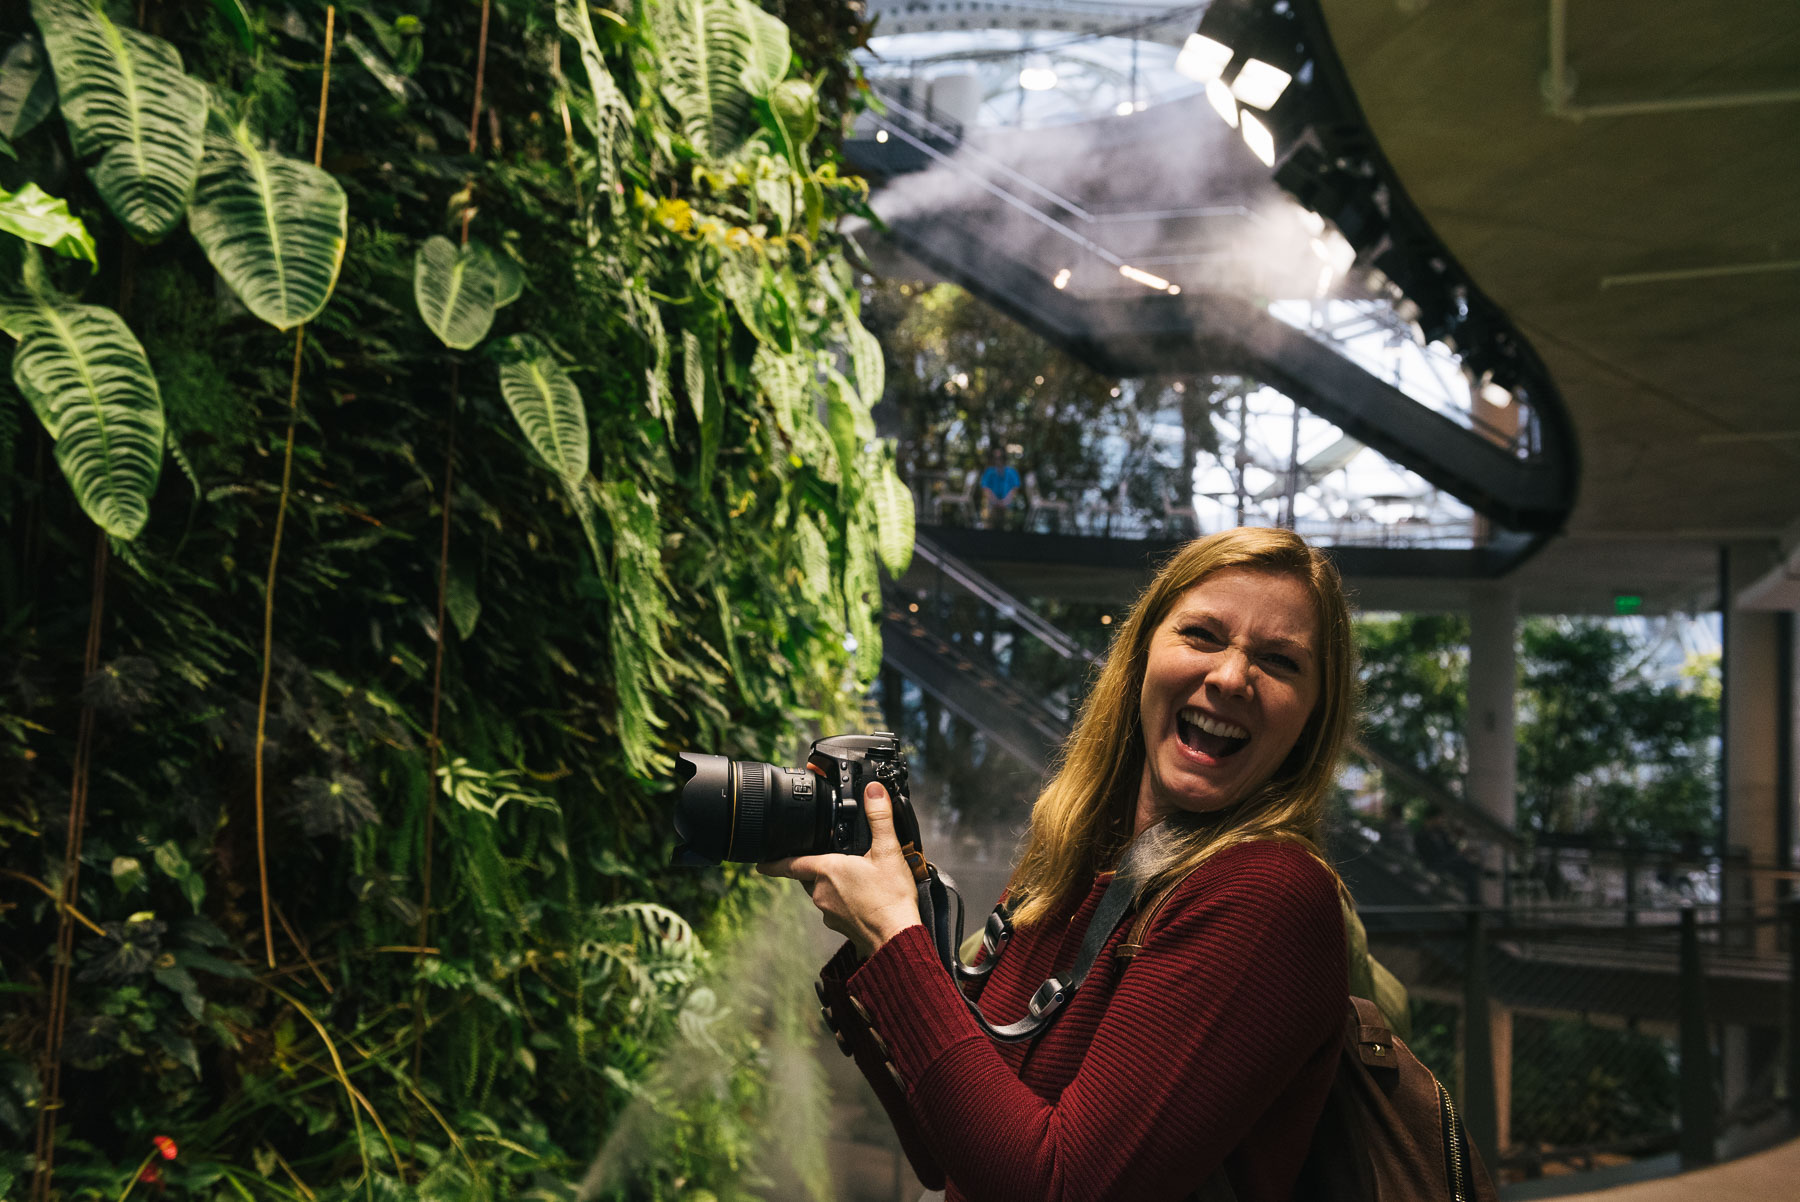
[187,121,348,330]
[33,0,206,241]
[0,0,883,1198]
[414,236,502,350]
[865,278,1215,516]
[0,181,97,266]
[1,292,165,538]
[1354,614,1718,844]
[1517,619,1718,842]
[0,36,57,144]
[1353,612,1469,811]
[495,333,588,485]
[650,0,784,161]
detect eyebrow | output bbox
[1173,610,1316,662]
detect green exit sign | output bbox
[1614,594,1644,615]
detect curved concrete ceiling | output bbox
[1320,0,1800,609]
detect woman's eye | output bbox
[1264,653,1300,673]
[1182,624,1222,644]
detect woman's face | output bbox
[1135,567,1322,829]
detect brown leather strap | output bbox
[1115,864,1203,960]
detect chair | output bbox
[932,469,978,525]
[1161,486,1199,536]
[1080,482,1126,536]
[1023,471,1069,533]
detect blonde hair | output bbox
[1007,527,1357,927]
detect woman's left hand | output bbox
[758,782,922,959]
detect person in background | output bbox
[979,447,1021,529]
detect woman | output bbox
[761,528,1356,1201]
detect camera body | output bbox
[672,732,918,867]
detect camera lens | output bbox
[673,753,822,864]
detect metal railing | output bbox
[1361,897,1800,1185]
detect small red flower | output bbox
[138,1165,163,1185]
[152,1134,178,1160]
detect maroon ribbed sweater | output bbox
[819,841,1346,1202]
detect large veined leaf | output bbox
[32,0,205,241]
[495,334,588,485]
[188,124,347,330]
[751,344,804,437]
[0,36,57,141]
[682,322,723,492]
[824,367,873,483]
[491,250,524,309]
[741,3,791,94]
[554,0,631,189]
[651,0,763,160]
[843,519,881,681]
[0,298,164,539]
[794,514,832,605]
[597,478,674,777]
[0,183,97,267]
[870,462,916,576]
[413,236,500,350]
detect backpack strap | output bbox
[1115,863,1202,961]
[1346,995,1400,1072]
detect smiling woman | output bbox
[773,528,1363,1201]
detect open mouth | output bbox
[1178,707,1250,759]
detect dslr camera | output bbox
[671,732,923,872]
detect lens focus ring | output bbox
[734,762,769,861]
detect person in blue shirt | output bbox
[979,448,1021,528]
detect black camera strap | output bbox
[919,842,1151,1044]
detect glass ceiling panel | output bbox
[858,32,1202,129]
[1187,383,1477,549]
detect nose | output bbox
[1207,646,1253,698]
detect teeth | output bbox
[1180,707,1249,741]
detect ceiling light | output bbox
[1116,100,1135,117]
[1231,59,1292,110]
[1240,111,1275,166]
[1481,381,1513,407]
[1052,268,1071,290]
[1167,285,1182,295]
[1175,33,1233,84]
[1205,78,1239,127]
[875,129,888,143]
[1120,264,1173,291]
[1134,99,1148,112]
[1019,58,1058,92]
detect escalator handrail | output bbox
[911,535,1098,665]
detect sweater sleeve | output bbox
[818,939,948,1189]
[841,843,1345,1202]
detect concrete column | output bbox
[1467,586,1517,1152]
[1491,1007,1513,1155]
[1467,584,1518,906]
[1724,542,1783,956]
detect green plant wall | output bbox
[0,1,903,1198]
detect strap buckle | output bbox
[1027,975,1069,1020]
[981,906,1013,960]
